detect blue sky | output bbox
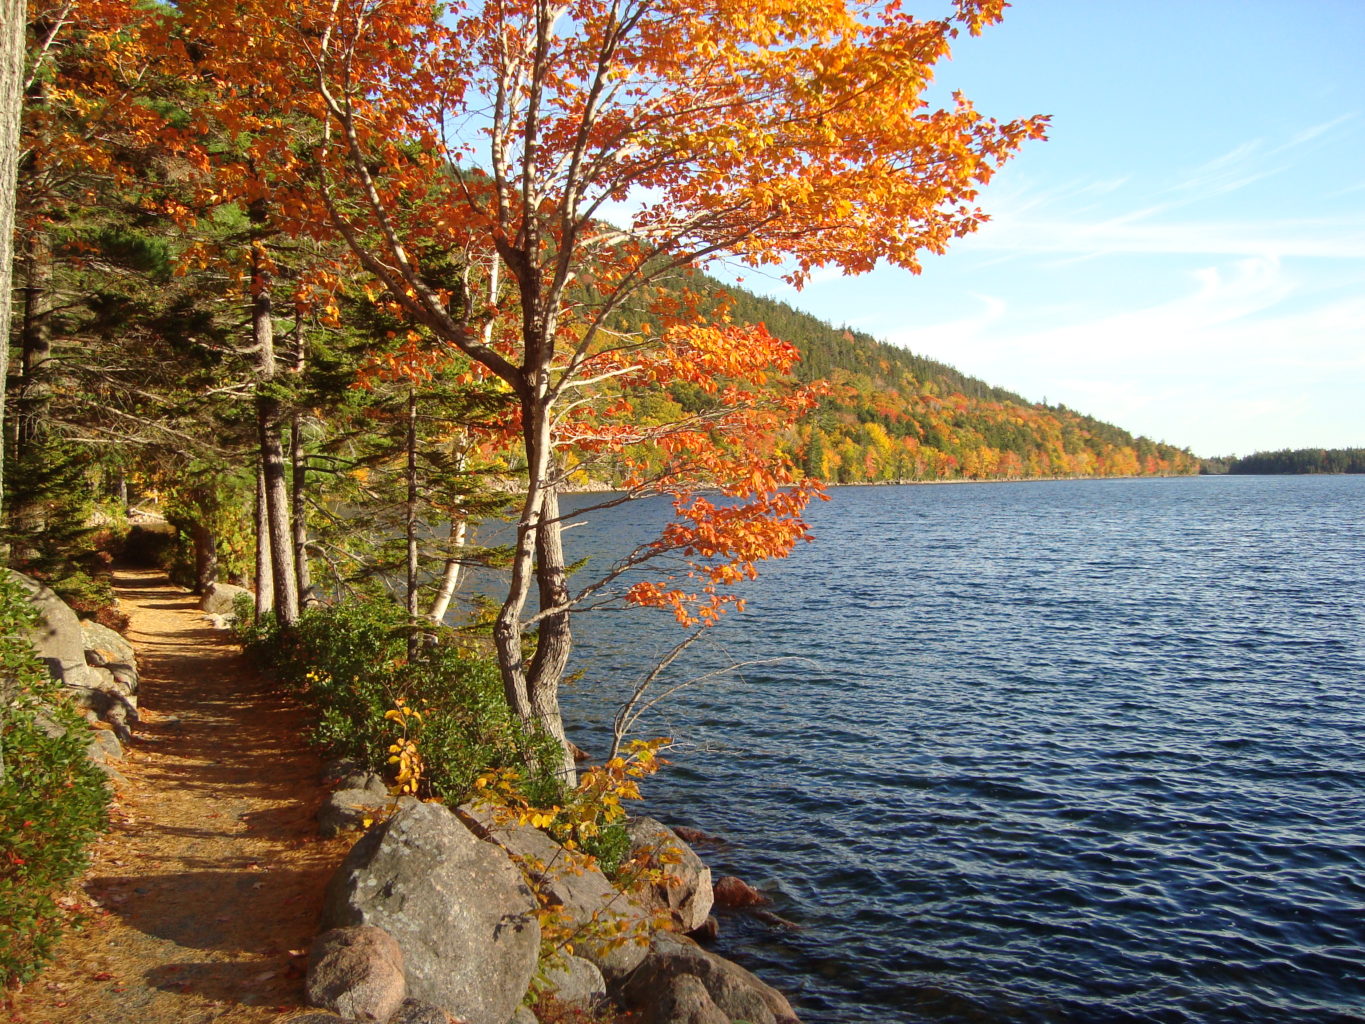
[712,0,1365,457]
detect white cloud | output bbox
[881,255,1365,453]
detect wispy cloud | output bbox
[881,255,1365,453]
[965,119,1365,261]
[967,214,1365,260]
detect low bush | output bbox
[0,576,110,986]
[237,597,563,807]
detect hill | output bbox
[706,279,1200,482]
[1204,448,1365,475]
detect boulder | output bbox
[87,728,123,763]
[100,694,137,744]
[319,789,393,838]
[80,620,135,667]
[9,570,95,690]
[711,876,768,909]
[626,817,714,933]
[509,1009,538,1024]
[109,663,139,695]
[688,916,720,943]
[644,974,730,1024]
[671,825,723,848]
[321,800,540,1024]
[87,665,137,706]
[337,769,389,797]
[458,804,652,982]
[540,954,606,1008]
[281,1015,359,1024]
[387,999,455,1024]
[620,933,799,1024]
[201,581,250,617]
[306,926,407,1022]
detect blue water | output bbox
[550,476,1365,1024]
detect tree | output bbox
[0,0,21,518]
[184,0,1045,777]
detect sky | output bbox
[708,0,1365,458]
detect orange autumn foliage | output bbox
[170,0,1044,773]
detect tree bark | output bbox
[0,0,23,525]
[15,229,52,462]
[492,399,575,783]
[191,520,218,595]
[404,387,419,658]
[427,516,467,625]
[257,394,298,625]
[254,465,274,615]
[250,240,298,625]
[291,412,313,606]
[527,486,574,780]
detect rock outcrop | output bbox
[621,932,800,1024]
[307,926,408,1022]
[458,803,652,982]
[201,581,250,618]
[540,953,606,1009]
[309,787,802,1024]
[321,800,540,1024]
[319,769,392,838]
[10,570,141,768]
[626,816,714,933]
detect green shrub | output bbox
[0,576,110,985]
[242,597,563,806]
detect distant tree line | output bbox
[1205,448,1365,475]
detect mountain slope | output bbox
[710,280,1200,482]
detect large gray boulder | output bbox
[9,570,95,690]
[643,974,730,1024]
[541,953,606,1009]
[321,800,540,1024]
[306,926,407,1022]
[458,804,652,982]
[201,581,250,617]
[626,817,714,933]
[387,999,455,1024]
[621,932,800,1024]
[319,788,393,838]
[80,619,135,668]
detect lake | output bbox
[550,475,1365,1023]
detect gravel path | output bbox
[8,568,351,1024]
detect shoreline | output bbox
[561,472,1202,494]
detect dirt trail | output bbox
[9,568,352,1024]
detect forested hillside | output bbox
[705,281,1200,483]
[1206,448,1365,475]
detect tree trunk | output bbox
[527,486,575,781]
[291,413,313,606]
[404,388,419,658]
[9,231,53,560]
[250,239,298,625]
[191,520,218,595]
[427,517,467,625]
[0,0,23,528]
[16,230,52,461]
[254,465,274,615]
[257,395,298,625]
[493,401,575,783]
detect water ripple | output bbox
[559,476,1365,1023]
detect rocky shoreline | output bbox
[302,767,802,1024]
[13,571,804,1024]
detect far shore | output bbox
[560,472,1203,495]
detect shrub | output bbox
[0,576,110,985]
[240,597,563,807]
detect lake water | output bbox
[551,476,1365,1024]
